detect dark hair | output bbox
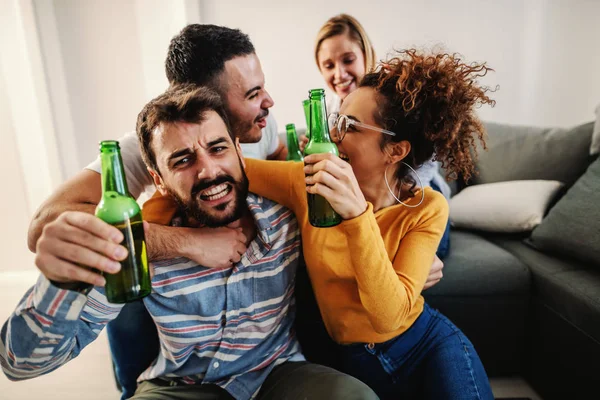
[136,84,232,174]
[165,24,255,90]
[359,49,496,192]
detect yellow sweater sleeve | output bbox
[143,191,178,225]
[339,191,449,334]
[245,159,306,216]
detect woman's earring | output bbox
[384,163,425,208]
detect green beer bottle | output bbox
[304,89,342,227]
[285,123,304,162]
[302,99,311,140]
[95,141,151,303]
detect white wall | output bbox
[41,0,201,172]
[50,0,148,169]
[0,57,35,271]
[200,0,600,130]
[35,0,600,169]
[0,0,199,274]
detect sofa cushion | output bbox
[425,230,530,296]
[488,237,600,343]
[530,156,600,268]
[473,122,594,188]
[450,180,564,233]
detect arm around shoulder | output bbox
[245,158,304,212]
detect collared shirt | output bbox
[0,194,303,399]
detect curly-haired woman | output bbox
[249,49,495,399]
[144,49,496,399]
[314,14,452,259]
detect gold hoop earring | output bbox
[384,163,425,208]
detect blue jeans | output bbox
[335,304,493,400]
[107,299,159,399]
[430,182,451,259]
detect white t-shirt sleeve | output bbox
[85,131,154,200]
[264,114,280,157]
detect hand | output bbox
[423,255,444,290]
[35,211,127,286]
[182,226,248,268]
[303,153,368,220]
[299,135,309,153]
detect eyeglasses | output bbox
[328,112,397,143]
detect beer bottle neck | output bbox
[99,142,129,196]
[286,125,301,154]
[309,94,332,143]
[302,99,311,139]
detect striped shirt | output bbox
[0,194,303,399]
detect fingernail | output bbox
[111,232,123,243]
[95,276,106,286]
[107,261,121,273]
[114,246,127,259]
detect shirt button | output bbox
[367,343,375,350]
[213,361,219,369]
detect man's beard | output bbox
[169,168,249,228]
[228,109,269,143]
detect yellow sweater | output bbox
[143,159,449,344]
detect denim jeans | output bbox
[430,181,451,259]
[336,304,494,400]
[107,299,159,399]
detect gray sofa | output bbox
[423,121,600,400]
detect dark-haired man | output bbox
[2,86,378,400]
